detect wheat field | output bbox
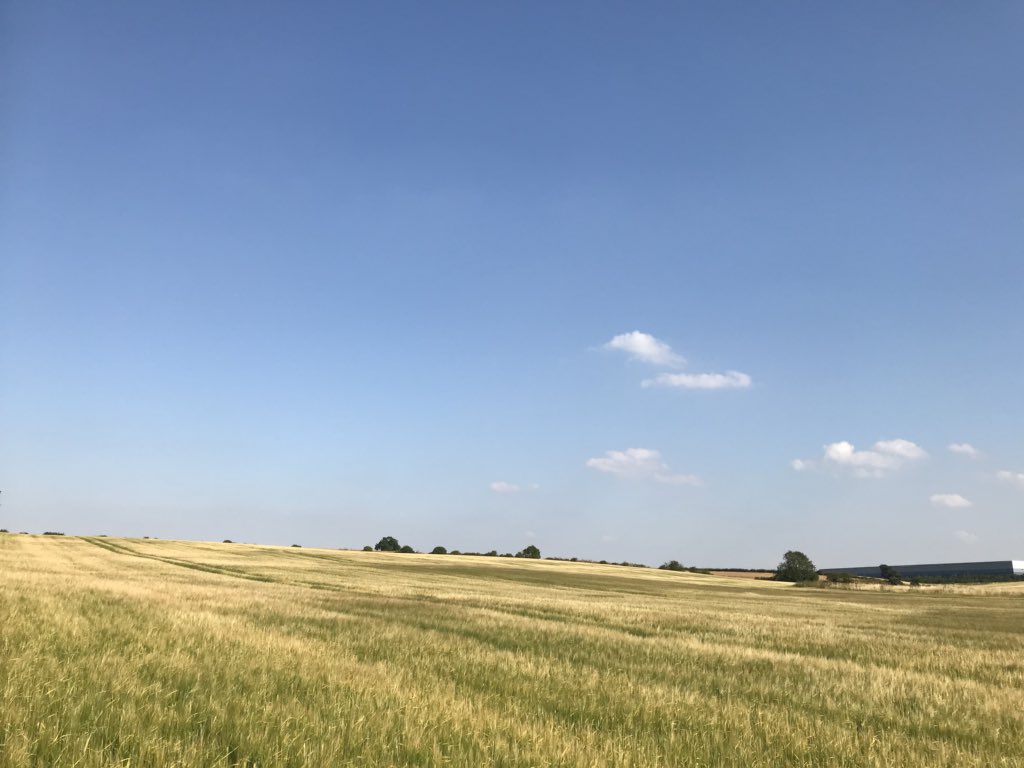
[1,533,1022,767]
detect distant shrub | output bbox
[450,550,462,555]
[43,531,65,536]
[399,545,415,553]
[291,544,302,548]
[430,546,447,555]
[826,572,853,584]
[910,577,922,588]
[500,553,513,558]
[223,539,233,544]
[516,545,541,559]
[375,536,401,552]
[880,564,902,585]
[362,545,373,551]
[658,560,707,574]
[484,550,497,557]
[0,529,8,533]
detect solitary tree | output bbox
[430,545,447,555]
[516,544,541,559]
[399,545,415,553]
[659,560,686,572]
[879,564,902,585]
[375,536,401,552]
[774,550,817,582]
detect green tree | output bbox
[879,564,902,585]
[516,544,541,559]
[399,544,415,553]
[774,550,817,582]
[659,560,686,572]
[430,545,447,555]
[375,536,401,552]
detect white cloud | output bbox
[874,439,927,460]
[930,493,973,508]
[953,530,979,543]
[819,438,927,477]
[791,459,811,471]
[604,331,684,367]
[997,470,1024,488]
[489,481,520,494]
[585,448,701,486]
[642,371,752,390]
[948,443,979,458]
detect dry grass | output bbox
[2,533,1023,767]
[708,570,775,580]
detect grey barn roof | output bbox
[819,560,1024,579]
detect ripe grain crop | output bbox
[1,533,1023,766]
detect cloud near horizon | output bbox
[586,448,701,486]
[603,331,684,367]
[953,530,979,543]
[794,438,927,478]
[930,493,972,508]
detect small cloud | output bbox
[791,458,812,471]
[604,331,684,367]
[874,439,927,460]
[586,447,701,486]
[489,481,520,494]
[930,493,973,508]
[642,371,752,390]
[820,438,927,478]
[948,443,979,458]
[997,470,1024,488]
[953,530,979,543]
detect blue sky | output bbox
[2,2,1022,567]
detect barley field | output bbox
[1,534,1022,767]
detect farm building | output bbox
[819,560,1024,580]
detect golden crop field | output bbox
[2,533,1023,767]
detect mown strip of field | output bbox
[2,534,1023,767]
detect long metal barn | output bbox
[819,560,1024,579]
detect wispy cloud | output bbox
[997,470,1024,488]
[953,530,979,543]
[948,442,979,458]
[603,331,684,367]
[642,371,752,390]
[489,481,521,494]
[489,481,539,494]
[930,493,972,508]
[602,331,751,392]
[586,448,701,486]
[794,438,927,478]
